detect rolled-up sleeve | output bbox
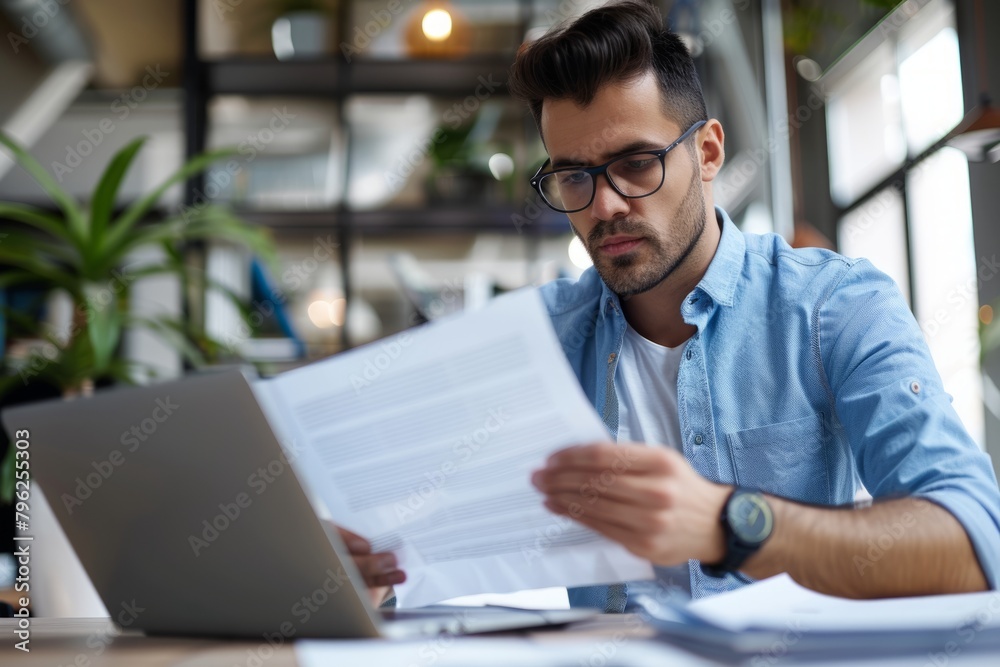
[820,259,1000,589]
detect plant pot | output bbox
[272,11,331,60]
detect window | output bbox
[825,0,983,447]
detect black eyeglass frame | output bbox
[529,120,708,214]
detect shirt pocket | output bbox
[726,413,831,504]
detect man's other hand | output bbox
[330,524,405,607]
[531,442,731,566]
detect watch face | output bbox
[727,492,773,544]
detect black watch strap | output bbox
[700,488,772,578]
[700,539,756,578]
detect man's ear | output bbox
[697,119,725,182]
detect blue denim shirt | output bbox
[539,207,1000,609]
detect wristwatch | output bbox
[700,488,774,578]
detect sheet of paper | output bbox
[254,288,653,607]
[686,573,1000,633]
[296,636,714,667]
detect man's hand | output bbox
[532,445,989,598]
[531,442,731,566]
[331,524,405,607]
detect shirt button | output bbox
[910,381,921,394]
[694,434,704,445]
[608,353,616,364]
[686,349,692,360]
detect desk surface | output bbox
[0,615,671,667]
[5,616,1000,666]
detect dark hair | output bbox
[508,0,707,137]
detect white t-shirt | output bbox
[614,324,693,596]
[615,325,685,449]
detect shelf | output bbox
[235,206,570,235]
[205,56,515,97]
[354,206,568,234]
[236,209,342,229]
[0,205,569,236]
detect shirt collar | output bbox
[695,206,744,308]
[598,206,744,316]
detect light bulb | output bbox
[422,9,452,42]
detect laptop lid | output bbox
[2,369,381,639]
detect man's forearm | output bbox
[741,496,989,598]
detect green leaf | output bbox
[103,357,143,385]
[0,228,81,267]
[0,270,52,289]
[0,202,79,247]
[1,303,51,338]
[83,284,123,374]
[106,218,187,257]
[0,131,87,243]
[179,205,277,264]
[103,146,237,257]
[133,316,210,367]
[0,242,79,292]
[90,137,147,252]
[0,441,14,504]
[110,207,276,275]
[126,260,255,328]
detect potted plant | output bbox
[426,120,514,206]
[0,132,275,503]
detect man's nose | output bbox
[589,173,630,221]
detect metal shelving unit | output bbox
[181,0,560,350]
[205,56,515,96]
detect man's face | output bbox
[540,73,707,297]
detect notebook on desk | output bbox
[1,369,597,639]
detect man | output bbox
[343,0,1000,609]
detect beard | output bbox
[580,169,707,298]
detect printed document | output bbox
[253,288,654,607]
[686,573,1000,633]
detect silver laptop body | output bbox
[1,369,595,638]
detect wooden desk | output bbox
[6,616,1000,666]
[0,615,667,667]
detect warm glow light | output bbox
[307,300,335,328]
[307,298,347,328]
[421,9,452,41]
[329,298,346,327]
[568,236,593,269]
[981,305,994,325]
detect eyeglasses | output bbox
[529,120,707,214]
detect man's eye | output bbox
[621,157,655,170]
[557,172,589,186]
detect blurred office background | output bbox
[0,0,998,467]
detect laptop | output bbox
[1,368,597,638]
